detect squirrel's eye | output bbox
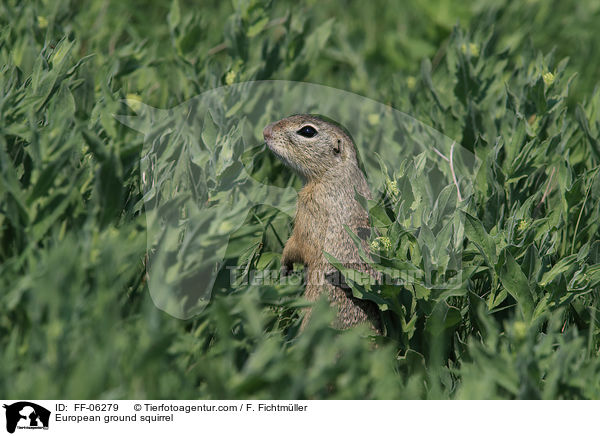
[296,125,318,138]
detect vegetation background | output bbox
[1,0,600,399]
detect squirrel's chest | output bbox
[289,192,328,259]
[293,200,326,244]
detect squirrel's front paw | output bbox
[281,263,293,277]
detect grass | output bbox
[1,0,599,399]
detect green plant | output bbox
[1,0,599,399]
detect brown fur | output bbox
[263,114,381,332]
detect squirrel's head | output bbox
[263,114,358,181]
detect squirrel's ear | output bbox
[333,138,342,155]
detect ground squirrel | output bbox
[263,114,381,333]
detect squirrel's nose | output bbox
[263,123,274,140]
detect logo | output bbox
[3,402,50,434]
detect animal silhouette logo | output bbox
[3,402,50,433]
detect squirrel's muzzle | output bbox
[263,123,274,141]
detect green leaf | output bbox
[247,17,268,37]
[168,0,181,30]
[539,255,577,286]
[463,212,498,266]
[498,249,534,321]
[256,252,278,270]
[575,104,600,162]
[322,251,389,310]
